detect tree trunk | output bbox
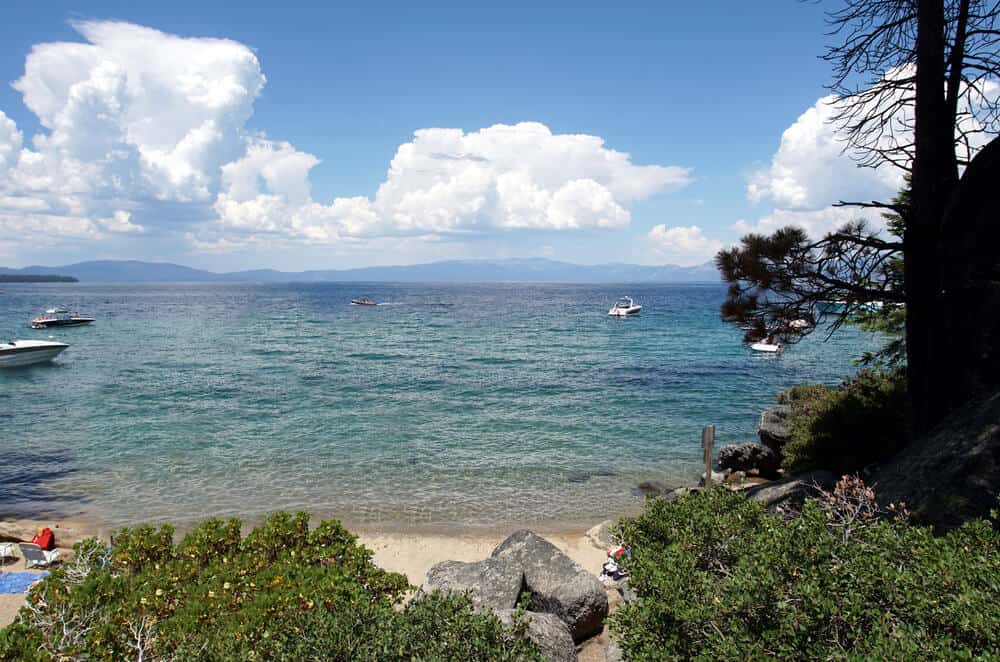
[908,0,959,437]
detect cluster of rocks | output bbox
[425,530,609,662]
[636,403,839,516]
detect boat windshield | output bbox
[615,299,632,308]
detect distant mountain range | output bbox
[0,258,721,283]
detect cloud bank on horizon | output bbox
[0,20,694,266]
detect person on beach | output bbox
[31,527,54,551]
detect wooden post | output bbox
[702,425,715,488]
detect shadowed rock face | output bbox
[495,609,577,662]
[717,443,781,479]
[759,405,793,453]
[875,391,1000,532]
[424,557,524,612]
[492,530,608,642]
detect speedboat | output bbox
[31,308,95,329]
[608,297,641,317]
[0,340,69,367]
[351,298,378,306]
[751,342,782,354]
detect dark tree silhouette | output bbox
[718,0,1000,437]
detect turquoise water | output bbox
[0,282,880,532]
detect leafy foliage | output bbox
[0,512,542,661]
[611,487,1000,661]
[778,369,907,475]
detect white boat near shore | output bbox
[751,342,782,353]
[0,339,69,367]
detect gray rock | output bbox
[875,390,1000,531]
[495,609,577,662]
[746,470,836,513]
[635,480,684,497]
[758,404,793,453]
[656,486,701,503]
[605,638,623,662]
[492,530,608,642]
[586,520,616,549]
[717,443,781,478]
[616,579,637,605]
[425,557,524,611]
[698,470,728,487]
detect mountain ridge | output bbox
[0,257,721,283]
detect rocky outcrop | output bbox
[492,530,608,642]
[425,557,524,612]
[495,609,577,662]
[745,470,835,514]
[717,443,781,478]
[875,390,1000,531]
[758,405,793,453]
[635,480,686,498]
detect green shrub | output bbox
[778,369,907,474]
[0,512,542,661]
[611,488,1000,661]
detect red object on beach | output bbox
[31,528,55,551]
[608,545,627,559]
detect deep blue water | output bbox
[0,282,880,531]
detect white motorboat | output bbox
[0,340,69,367]
[31,308,95,329]
[608,296,641,317]
[751,342,782,354]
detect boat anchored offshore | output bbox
[751,342,782,354]
[608,296,641,317]
[31,308,95,329]
[350,298,378,306]
[0,340,69,367]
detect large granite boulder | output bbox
[758,404,793,453]
[424,557,524,611]
[495,609,577,662]
[717,443,781,478]
[875,390,1000,531]
[492,530,608,642]
[746,470,836,514]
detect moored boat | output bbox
[31,308,95,329]
[751,342,782,354]
[0,340,69,367]
[608,296,641,317]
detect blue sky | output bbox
[0,1,905,271]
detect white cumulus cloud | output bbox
[646,224,723,266]
[746,94,905,211]
[1,21,693,263]
[212,122,691,244]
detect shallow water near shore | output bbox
[0,282,880,531]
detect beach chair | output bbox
[18,543,58,569]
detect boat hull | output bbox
[31,318,94,329]
[751,343,781,353]
[608,306,641,316]
[0,342,68,367]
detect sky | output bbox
[0,1,912,271]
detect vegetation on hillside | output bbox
[0,512,542,662]
[778,369,907,474]
[611,485,1000,661]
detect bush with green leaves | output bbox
[0,512,542,661]
[777,368,907,474]
[610,487,1000,661]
